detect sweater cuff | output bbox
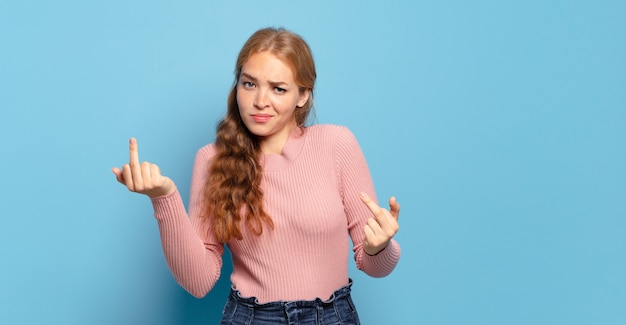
[362,239,401,277]
[150,188,186,223]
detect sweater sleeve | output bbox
[335,127,401,277]
[150,146,224,298]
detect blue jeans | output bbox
[219,280,361,325]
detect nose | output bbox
[253,89,269,109]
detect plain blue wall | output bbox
[1,1,625,324]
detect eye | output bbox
[242,81,255,88]
[274,87,286,94]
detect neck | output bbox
[259,124,297,154]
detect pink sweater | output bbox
[151,124,401,303]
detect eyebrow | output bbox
[240,72,288,86]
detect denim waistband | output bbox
[229,279,354,310]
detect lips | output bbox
[251,114,272,123]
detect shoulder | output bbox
[305,124,362,156]
[305,124,356,141]
[195,143,218,161]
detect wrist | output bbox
[365,242,389,256]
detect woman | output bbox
[112,27,401,324]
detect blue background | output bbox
[1,1,625,324]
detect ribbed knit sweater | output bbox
[151,124,401,303]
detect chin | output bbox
[245,125,272,137]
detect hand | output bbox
[112,138,175,198]
[359,192,400,256]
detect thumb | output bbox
[112,167,124,184]
[389,196,400,220]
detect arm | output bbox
[112,139,224,298]
[334,128,401,277]
[151,146,225,298]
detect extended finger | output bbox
[129,138,140,166]
[359,192,382,216]
[361,192,397,229]
[372,209,397,233]
[129,138,144,189]
[366,199,398,235]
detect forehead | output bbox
[241,51,296,82]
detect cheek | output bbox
[277,95,299,111]
[236,90,252,111]
[235,89,244,106]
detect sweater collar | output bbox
[260,126,306,171]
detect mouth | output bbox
[251,114,272,123]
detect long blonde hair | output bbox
[203,27,316,243]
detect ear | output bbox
[296,88,311,108]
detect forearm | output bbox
[152,190,224,298]
[354,239,401,277]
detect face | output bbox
[237,51,310,153]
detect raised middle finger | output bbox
[129,138,144,188]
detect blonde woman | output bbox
[113,27,401,324]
